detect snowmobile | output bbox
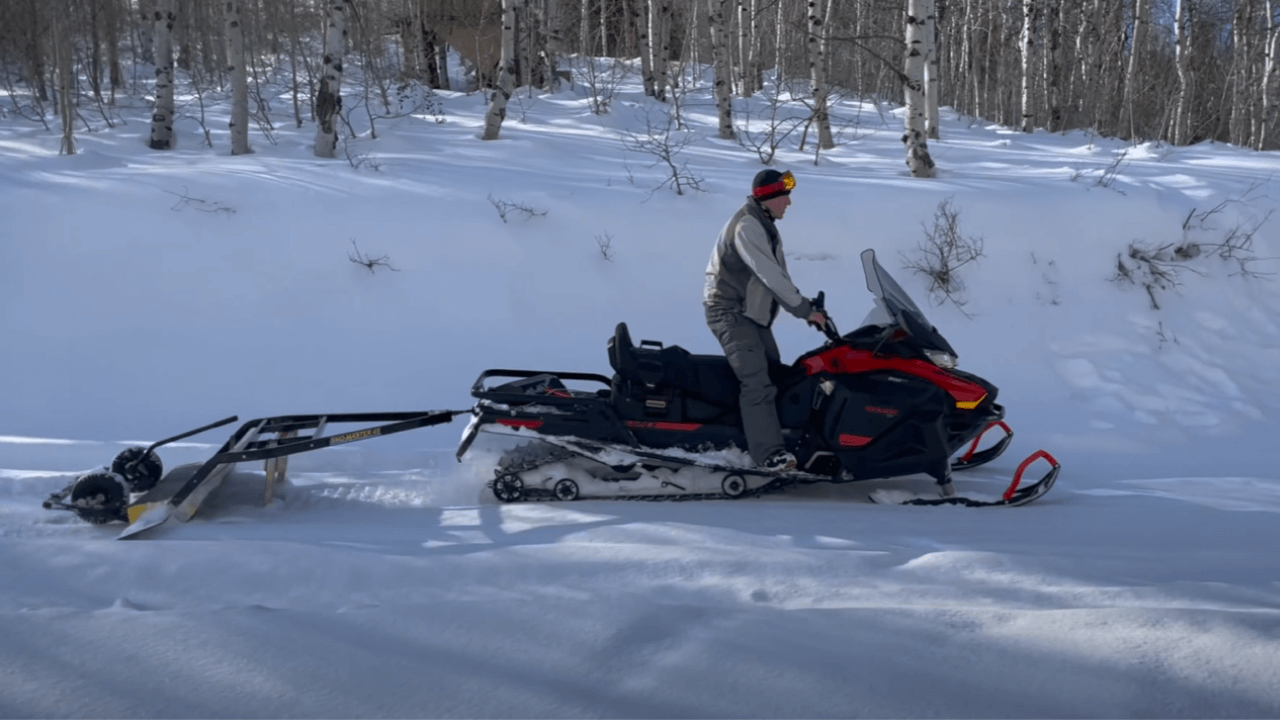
[42,249,1058,538]
[455,249,1059,507]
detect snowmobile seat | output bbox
[607,323,666,387]
[607,323,740,409]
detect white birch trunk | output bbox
[775,0,785,86]
[226,0,251,155]
[658,0,672,99]
[1080,0,1104,129]
[904,0,936,177]
[923,0,939,140]
[737,0,749,96]
[689,0,699,74]
[1019,0,1035,132]
[580,0,591,53]
[138,0,155,65]
[748,0,761,95]
[56,8,75,155]
[1121,0,1148,138]
[148,0,176,150]
[314,0,347,158]
[519,0,533,89]
[1261,0,1280,148]
[1173,0,1192,145]
[600,0,610,56]
[807,0,833,150]
[1044,0,1063,131]
[435,42,451,91]
[483,0,519,140]
[638,1,655,96]
[708,0,735,139]
[648,0,669,100]
[1228,0,1254,147]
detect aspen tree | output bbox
[314,0,347,158]
[649,0,670,101]
[807,0,833,150]
[923,0,939,140]
[1261,0,1280,148]
[1173,0,1192,145]
[227,0,251,155]
[1121,0,1148,139]
[637,0,655,96]
[707,0,734,139]
[483,0,518,139]
[904,0,936,177]
[1019,0,1036,133]
[148,0,176,149]
[55,5,75,155]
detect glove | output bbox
[806,309,829,329]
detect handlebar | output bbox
[811,291,841,342]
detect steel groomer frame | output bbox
[159,410,465,511]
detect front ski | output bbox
[883,450,1060,508]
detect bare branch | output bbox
[900,198,983,316]
[163,187,235,215]
[488,194,547,223]
[347,239,399,274]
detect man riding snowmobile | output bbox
[704,169,829,472]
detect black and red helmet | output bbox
[751,169,795,201]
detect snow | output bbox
[2,60,1280,718]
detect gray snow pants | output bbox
[705,303,783,465]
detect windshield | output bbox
[859,249,957,357]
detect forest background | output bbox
[4,0,1278,172]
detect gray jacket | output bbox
[704,198,813,327]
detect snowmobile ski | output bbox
[876,450,1060,507]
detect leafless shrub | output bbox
[901,198,984,316]
[347,239,399,274]
[183,66,218,149]
[1110,241,1200,310]
[1175,182,1276,279]
[341,137,382,172]
[1117,184,1277,308]
[1030,252,1061,306]
[164,187,235,215]
[1155,321,1179,349]
[1071,149,1129,192]
[595,231,615,262]
[488,194,547,223]
[736,81,806,165]
[1095,149,1130,190]
[575,57,627,115]
[621,107,705,197]
[511,87,539,124]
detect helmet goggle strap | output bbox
[752,170,796,200]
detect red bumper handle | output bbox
[1004,449,1060,501]
[960,421,1012,463]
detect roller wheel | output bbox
[721,473,748,499]
[553,478,580,501]
[69,472,130,524]
[112,447,163,493]
[492,474,524,503]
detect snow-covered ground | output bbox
[2,62,1279,718]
